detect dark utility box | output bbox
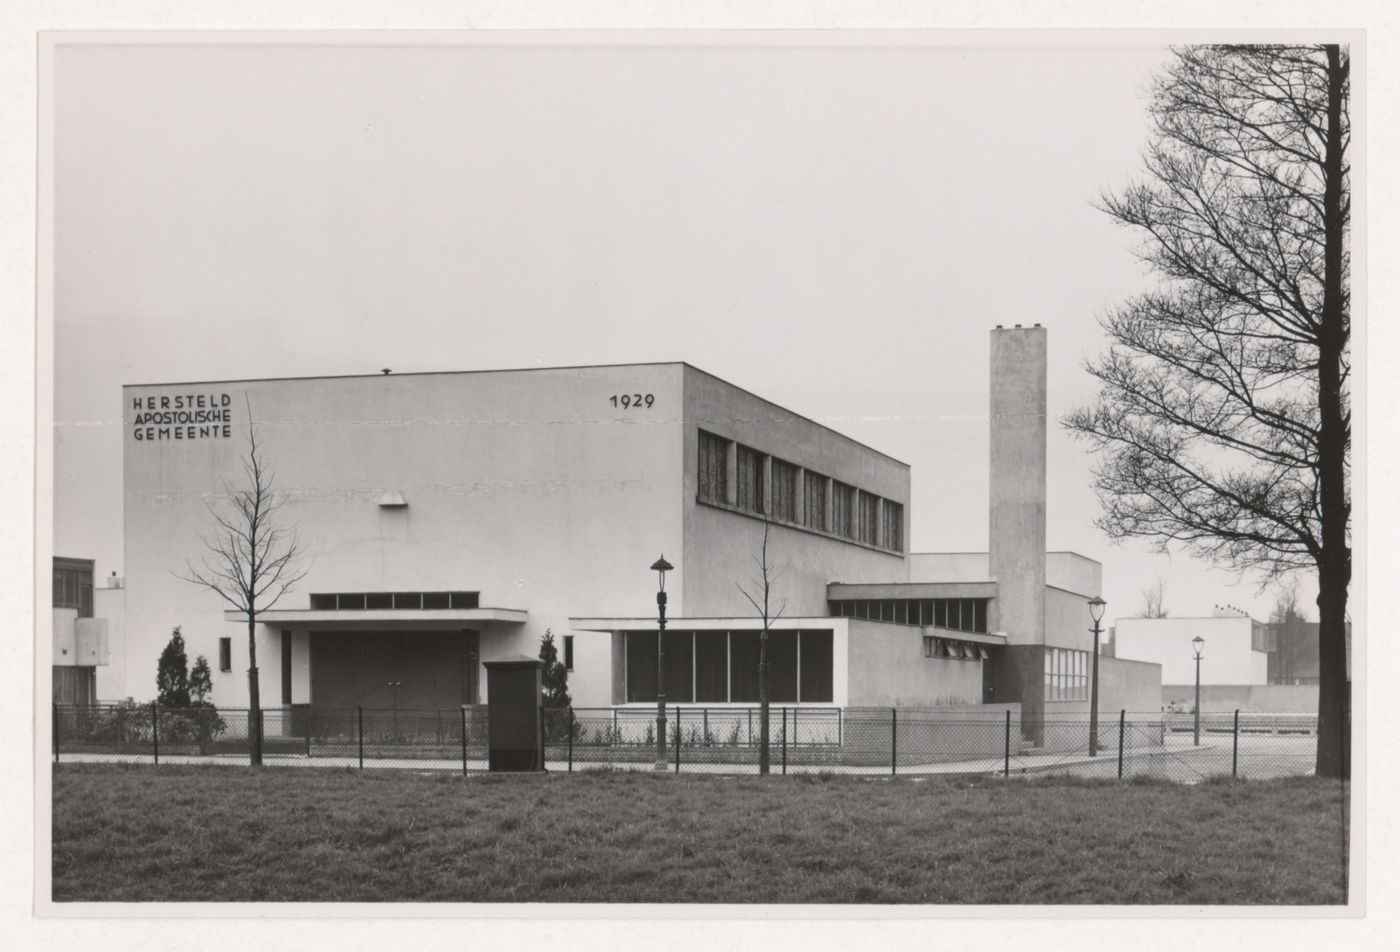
[484,654,544,771]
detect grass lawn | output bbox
[51,764,1348,904]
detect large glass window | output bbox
[770,458,798,522]
[627,629,834,704]
[53,559,94,618]
[625,631,694,703]
[1043,648,1089,701]
[736,445,765,514]
[698,430,728,504]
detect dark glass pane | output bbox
[625,631,658,703]
[729,631,760,702]
[366,592,393,610]
[664,631,693,704]
[338,593,366,610]
[421,592,449,610]
[449,592,480,609]
[768,631,798,703]
[799,630,833,702]
[934,600,947,628]
[393,592,421,610]
[695,632,728,702]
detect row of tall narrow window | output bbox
[624,629,834,704]
[698,430,903,553]
[309,591,481,611]
[830,598,989,634]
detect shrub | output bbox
[156,627,191,708]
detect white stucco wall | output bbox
[123,364,688,708]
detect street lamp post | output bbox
[1192,635,1205,746]
[651,555,673,772]
[1088,596,1106,757]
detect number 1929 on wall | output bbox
[610,393,655,409]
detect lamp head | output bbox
[650,555,674,592]
[1088,596,1107,624]
[1192,635,1204,656]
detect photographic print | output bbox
[41,31,1355,911]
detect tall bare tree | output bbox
[737,519,786,775]
[1138,575,1170,618]
[1065,45,1350,777]
[180,411,308,765]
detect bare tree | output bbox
[1137,575,1170,618]
[1268,579,1312,685]
[737,519,786,775]
[179,411,308,765]
[1064,45,1350,778]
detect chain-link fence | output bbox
[55,703,1321,781]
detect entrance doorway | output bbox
[309,629,479,710]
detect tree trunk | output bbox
[758,629,769,775]
[247,610,263,767]
[1314,44,1351,781]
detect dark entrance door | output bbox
[310,629,480,710]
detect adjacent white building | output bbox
[1113,610,1274,687]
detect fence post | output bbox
[1004,709,1010,777]
[1117,710,1126,780]
[152,702,159,766]
[568,709,575,773]
[781,708,787,775]
[357,705,364,770]
[891,708,897,778]
[1232,709,1240,778]
[53,703,60,764]
[675,706,681,774]
[461,707,468,776]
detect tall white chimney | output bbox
[988,324,1048,724]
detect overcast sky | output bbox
[50,35,1312,625]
